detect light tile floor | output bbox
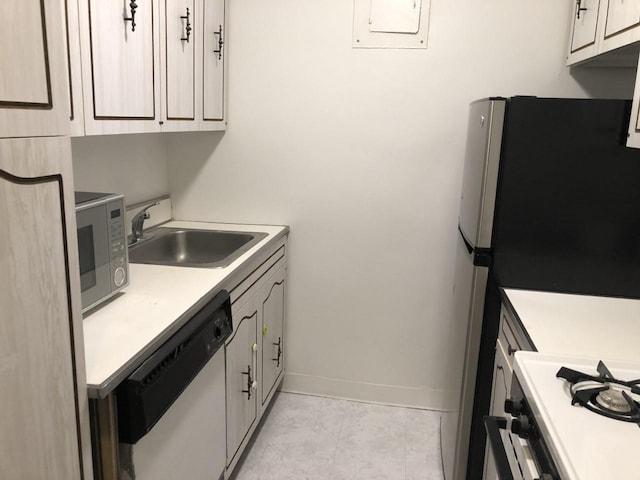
[231,392,445,480]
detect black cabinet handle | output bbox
[124,0,138,32]
[576,0,587,19]
[181,8,192,42]
[241,365,253,400]
[272,337,282,367]
[214,25,224,60]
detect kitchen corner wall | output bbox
[162,1,636,410]
[72,134,170,206]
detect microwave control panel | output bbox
[106,199,128,288]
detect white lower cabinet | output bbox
[225,246,287,477]
[260,264,286,406]
[483,339,510,480]
[225,300,258,469]
[483,304,529,480]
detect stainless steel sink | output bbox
[128,227,268,268]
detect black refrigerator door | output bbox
[492,97,640,298]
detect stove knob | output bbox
[511,415,531,439]
[504,398,523,416]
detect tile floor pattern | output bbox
[231,392,445,480]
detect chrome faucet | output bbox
[130,202,159,245]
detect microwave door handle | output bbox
[484,416,515,480]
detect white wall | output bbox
[167,1,635,409]
[72,134,169,206]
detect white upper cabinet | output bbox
[63,0,85,136]
[164,0,196,122]
[71,0,226,136]
[77,0,162,135]
[202,0,225,122]
[604,0,640,38]
[569,0,600,55]
[566,0,640,66]
[0,0,70,138]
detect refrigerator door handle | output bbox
[459,225,474,255]
[459,226,492,267]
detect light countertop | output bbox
[503,288,640,362]
[82,221,288,398]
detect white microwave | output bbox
[75,192,129,313]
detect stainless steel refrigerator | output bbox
[441,96,640,480]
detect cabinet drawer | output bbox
[230,245,285,306]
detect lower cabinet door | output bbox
[260,264,286,405]
[225,300,258,468]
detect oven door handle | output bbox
[484,416,515,480]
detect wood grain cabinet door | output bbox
[605,0,640,38]
[0,0,70,138]
[225,301,258,469]
[79,0,162,134]
[164,0,196,121]
[202,0,225,122]
[0,137,91,479]
[260,265,286,405]
[570,0,600,53]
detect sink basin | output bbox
[128,228,268,268]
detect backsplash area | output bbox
[71,133,170,206]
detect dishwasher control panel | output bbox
[116,290,232,444]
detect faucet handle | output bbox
[130,201,160,245]
[134,202,159,220]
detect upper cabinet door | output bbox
[89,0,157,119]
[202,0,225,122]
[63,0,85,136]
[0,0,70,138]
[78,0,162,134]
[570,0,600,52]
[605,0,640,38]
[164,0,196,120]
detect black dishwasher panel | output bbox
[117,290,232,444]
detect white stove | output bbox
[513,352,640,480]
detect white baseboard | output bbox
[280,372,458,411]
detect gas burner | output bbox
[556,360,640,426]
[596,388,632,414]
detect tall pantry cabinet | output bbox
[0,1,93,479]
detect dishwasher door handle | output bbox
[484,416,515,480]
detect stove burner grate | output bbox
[556,360,640,427]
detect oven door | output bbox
[76,205,111,310]
[484,416,541,480]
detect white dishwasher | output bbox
[114,290,231,480]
